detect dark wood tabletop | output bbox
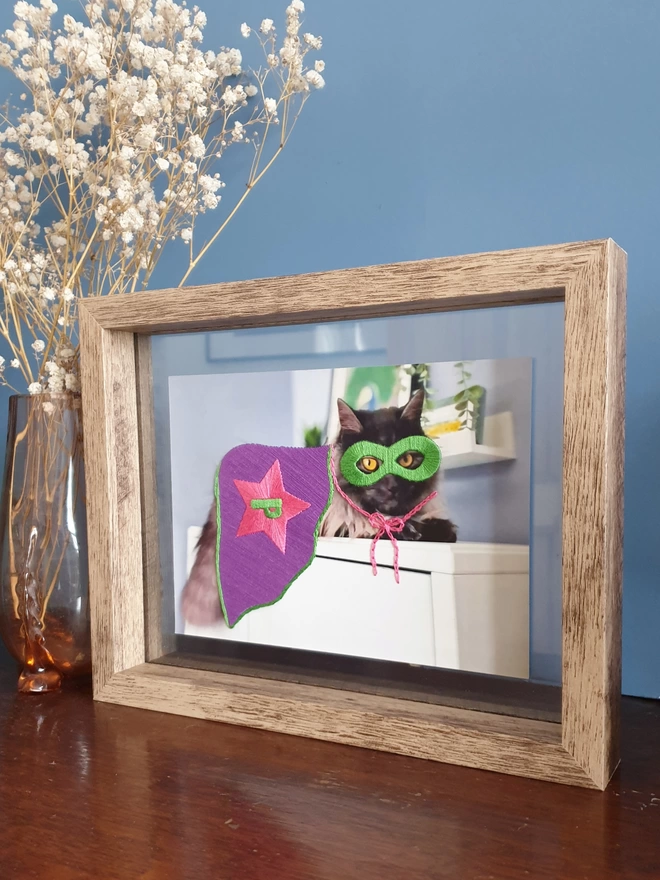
[0,668,658,880]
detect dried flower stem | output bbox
[0,0,324,392]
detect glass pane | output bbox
[147,301,564,718]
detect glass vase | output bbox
[0,392,90,693]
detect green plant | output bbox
[453,362,484,431]
[403,363,435,411]
[303,425,323,447]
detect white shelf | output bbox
[436,410,516,470]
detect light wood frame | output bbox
[79,239,626,790]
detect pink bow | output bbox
[330,454,436,584]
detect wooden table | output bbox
[0,669,658,879]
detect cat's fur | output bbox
[181,513,221,625]
[320,390,458,543]
[181,390,457,626]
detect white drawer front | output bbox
[247,557,436,666]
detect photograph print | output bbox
[170,356,532,679]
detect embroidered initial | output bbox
[250,498,283,519]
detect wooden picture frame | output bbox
[79,239,626,790]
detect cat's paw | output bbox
[417,518,458,543]
[399,521,422,541]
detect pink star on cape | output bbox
[234,460,310,553]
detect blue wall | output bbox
[1,0,659,697]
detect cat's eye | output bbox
[398,451,421,469]
[358,456,381,473]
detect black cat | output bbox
[320,389,458,543]
[182,389,457,625]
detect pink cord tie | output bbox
[330,453,437,584]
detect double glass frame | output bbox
[80,240,626,789]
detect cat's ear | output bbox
[400,389,425,423]
[337,399,363,435]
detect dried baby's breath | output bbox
[0,0,324,393]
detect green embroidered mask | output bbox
[339,435,441,487]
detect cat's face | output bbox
[335,389,436,515]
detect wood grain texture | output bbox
[160,643,563,722]
[2,670,659,880]
[603,242,627,777]
[135,336,164,661]
[561,240,626,789]
[79,308,146,692]
[97,663,598,788]
[81,240,589,334]
[79,239,626,789]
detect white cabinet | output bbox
[184,530,529,679]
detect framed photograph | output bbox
[177,353,530,678]
[80,240,626,790]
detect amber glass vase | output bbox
[0,393,90,692]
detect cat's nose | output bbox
[380,475,397,493]
[376,475,397,503]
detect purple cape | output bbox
[216,444,332,627]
